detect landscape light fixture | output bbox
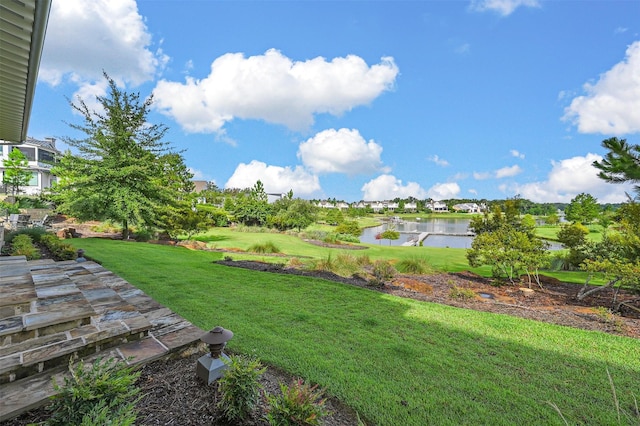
[195,326,233,384]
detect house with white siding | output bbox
[0,137,58,196]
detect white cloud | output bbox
[474,165,523,179]
[361,175,427,200]
[468,189,478,195]
[469,0,540,16]
[152,49,399,133]
[428,155,450,167]
[495,165,523,178]
[40,0,167,91]
[224,160,321,196]
[513,153,635,203]
[427,182,461,199]
[473,171,492,180]
[563,41,640,135]
[297,128,387,175]
[510,149,525,159]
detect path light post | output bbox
[195,326,233,384]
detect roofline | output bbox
[21,0,52,142]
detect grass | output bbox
[192,226,603,284]
[71,238,640,425]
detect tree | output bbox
[575,200,640,309]
[51,73,184,239]
[269,198,318,231]
[467,227,550,286]
[564,193,600,225]
[2,148,32,196]
[592,137,640,196]
[229,181,271,226]
[379,227,400,245]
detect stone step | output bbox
[0,335,203,422]
[0,257,206,422]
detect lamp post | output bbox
[195,326,233,384]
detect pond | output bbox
[359,218,563,250]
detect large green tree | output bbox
[592,137,640,196]
[2,148,32,196]
[51,73,191,239]
[564,193,600,225]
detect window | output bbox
[10,146,36,161]
[38,149,55,163]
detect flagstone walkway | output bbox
[0,256,205,421]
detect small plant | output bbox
[10,234,40,260]
[248,241,281,254]
[369,260,396,286]
[449,285,476,300]
[224,255,234,261]
[288,257,304,268]
[395,256,433,274]
[46,357,140,426]
[40,233,78,261]
[217,355,266,422]
[266,378,328,426]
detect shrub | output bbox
[266,378,328,426]
[369,260,395,286]
[335,233,361,243]
[133,227,154,242]
[217,355,266,422]
[10,234,40,260]
[4,226,49,244]
[449,285,476,300]
[46,357,140,426]
[40,234,77,261]
[395,256,433,274]
[248,241,281,254]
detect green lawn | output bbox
[71,238,640,426]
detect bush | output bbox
[46,357,140,426]
[248,241,281,253]
[40,234,77,261]
[5,226,49,244]
[217,355,266,422]
[395,257,432,274]
[266,379,328,426]
[449,285,476,300]
[370,260,396,286]
[10,234,40,260]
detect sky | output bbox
[27,0,640,203]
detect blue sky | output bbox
[28,0,640,203]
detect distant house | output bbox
[404,202,418,212]
[192,180,208,193]
[452,203,481,213]
[426,200,448,213]
[0,137,59,196]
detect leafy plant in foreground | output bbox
[46,357,140,426]
[10,234,40,260]
[217,355,266,422]
[266,378,328,426]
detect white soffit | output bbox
[0,0,51,144]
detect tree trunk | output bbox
[576,277,619,301]
[122,219,129,240]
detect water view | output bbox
[360,218,563,250]
[360,218,474,248]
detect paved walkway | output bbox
[0,256,205,421]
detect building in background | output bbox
[0,137,59,196]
